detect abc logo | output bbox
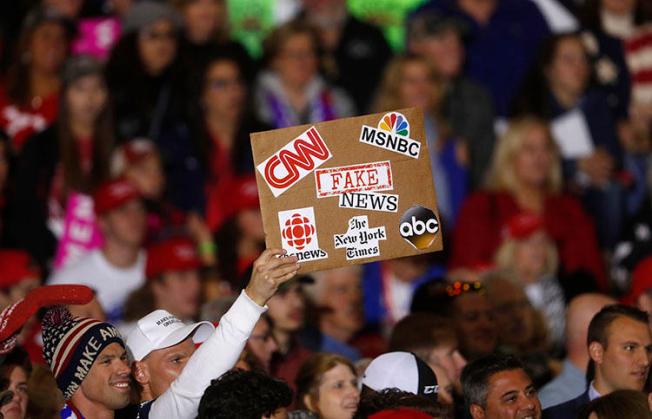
[399,206,439,249]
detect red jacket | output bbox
[450,191,606,289]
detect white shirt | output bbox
[48,249,146,321]
[388,276,413,323]
[148,290,266,419]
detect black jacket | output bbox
[542,390,590,419]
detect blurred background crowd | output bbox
[0,0,651,417]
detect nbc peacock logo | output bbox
[360,111,421,159]
[378,112,410,137]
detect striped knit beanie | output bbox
[42,307,124,400]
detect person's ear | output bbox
[589,341,604,365]
[303,394,317,412]
[469,404,486,419]
[133,361,150,385]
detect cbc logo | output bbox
[399,205,439,250]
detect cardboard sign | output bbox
[250,107,442,272]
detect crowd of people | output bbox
[0,0,651,418]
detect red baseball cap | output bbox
[623,256,652,305]
[146,237,202,279]
[229,176,260,215]
[93,178,141,216]
[0,250,40,289]
[502,212,545,240]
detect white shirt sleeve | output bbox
[147,290,266,419]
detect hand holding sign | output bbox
[245,249,300,306]
[250,108,442,273]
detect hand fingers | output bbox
[275,270,299,286]
[255,248,287,269]
[257,255,297,274]
[269,263,300,280]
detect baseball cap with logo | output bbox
[362,352,439,399]
[126,309,214,361]
[93,178,141,216]
[146,237,202,279]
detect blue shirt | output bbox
[538,359,586,408]
[320,333,361,361]
[413,0,551,116]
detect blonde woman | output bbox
[374,54,467,225]
[495,212,566,348]
[450,117,606,289]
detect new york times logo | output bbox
[399,205,439,250]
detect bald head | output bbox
[566,293,617,361]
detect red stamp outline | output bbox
[314,160,393,198]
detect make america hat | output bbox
[145,237,202,279]
[93,178,141,216]
[126,309,214,361]
[362,352,439,399]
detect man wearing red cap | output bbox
[49,179,146,322]
[143,236,204,324]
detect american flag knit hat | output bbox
[42,307,124,400]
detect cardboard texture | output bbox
[250,107,442,273]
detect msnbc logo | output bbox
[379,112,410,137]
[359,112,421,159]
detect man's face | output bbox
[454,294,498,358]
[319,268,364,337]
[267,283,305,333]
[152,270,201,320]
[411,28,463,78]
[142,337,196,399]
[101,200,146,248]
[472,369,541,419]
[79,343,131,410]
[593,316,652,393]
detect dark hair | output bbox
[461,354,527,410]
[261,20,322,68]
[580,0,651,32]
[5,12,72,106]
[354,388,448,419]
[190,48,256,175]
[579,389,652,419]
[389,313,457,361]
[410,279,484,317]
[511,32,589,118]
[197,369,292,419]
[409,280,455,316]
[57,66,113,195]
[0,346,32,390]
[587,304,649,348]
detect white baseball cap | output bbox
[361,352,439,399]
[126,310,215,361]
